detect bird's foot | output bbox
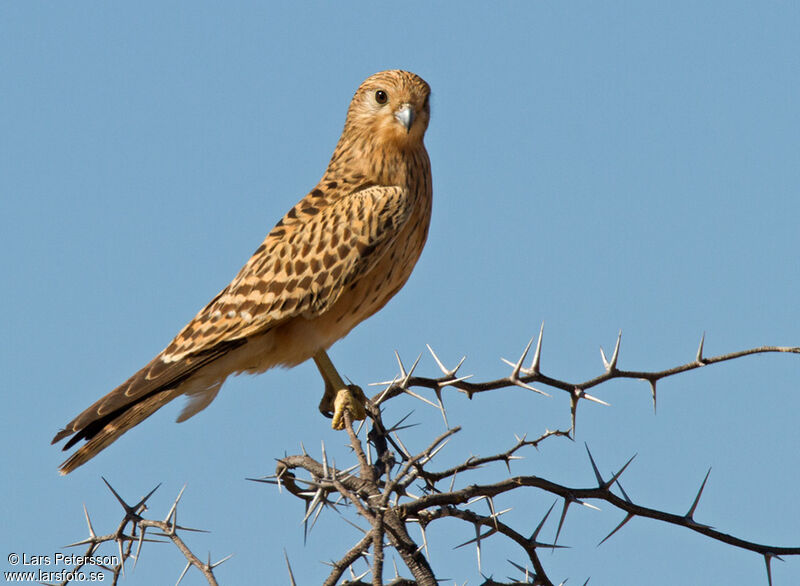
[318,380,336,419]
[331,384,367,430]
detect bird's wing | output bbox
[161,184,414,362]
[53,185,413,446]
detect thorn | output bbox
[100,476,133,513]
[532,501,556,542]
[301,488,324,527]
[554,498,571,546]
[686,468,712,521]
[427,343,450,374]
[420,524,430,558]
[439,374,474,388]
[394,349,406,377]
[615,479,632,504]
[581,391,610,406]
[570,392,580,435]
[386,411,416,433]
[501,371,550,396]
[338,514,368,534]
[465,526,492,573]
[402,387,440,408]
[392,432,410,460]
[449,470,458,493]
[597,513,634,546]
[210,553,233,569]
[175,560,191,585]
[648,379,658,413]
[373,375,400,406]
[432,387,450,429]
[116,536,126,578]
[283,549,297,586]
[353,566,370,582]
[309,492,327,526]
[609,330,622,372]
[764,553,774,586]
[454,525,497,549]
[133,526,146,571]
[763,552,784,586]
[507,558,530,579]
[427,344,465,377]
[395,351,422,388]
[531,322,545,374]
[164,485,187,524]
[606,454,637,489]
[420,438,451,465]
[321,440,329,478]
[486,496,499,529]
[584,444,604,487]
[600,346,609,370]
[696,331,707,364]
[82,504,97,540]
[513,336,535,378]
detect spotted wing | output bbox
[160,185,413,362]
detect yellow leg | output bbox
[312,350,366,430]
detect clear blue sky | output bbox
[2,2,799,584]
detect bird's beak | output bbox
[395,105,415,133]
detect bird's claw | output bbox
[331,385,367,430]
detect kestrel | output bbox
[52,70,432,474]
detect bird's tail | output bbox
[57,388,181,475]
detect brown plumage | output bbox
[53,70,433,474]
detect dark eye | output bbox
[375,90,388,104]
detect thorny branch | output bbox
[253,330,800,585]
[56,480,230,586]
[62,330,799,584]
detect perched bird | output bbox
[53,70,433,474]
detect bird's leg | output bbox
[312,350,366,430]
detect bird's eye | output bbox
[375,90,388,104]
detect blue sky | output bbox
[2,2,799,584]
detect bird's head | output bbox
[344,70,431,150]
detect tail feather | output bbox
[58,388,181,475]
[53,339,246,474]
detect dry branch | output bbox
[57,480,229,585]
[254,333,800,585]
[63,332,799,584]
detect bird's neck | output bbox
[324,135,429,190]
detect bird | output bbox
[52,70,433,475]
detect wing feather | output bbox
[161,185,413,361]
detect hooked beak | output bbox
[394,104,415,133]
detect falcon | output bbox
[53,70,433,474]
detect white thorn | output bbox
[511,378,551,397]
[582,391,610,406]
[531,322,544,374]
[696,331,707,363]
[427,343,449,374]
